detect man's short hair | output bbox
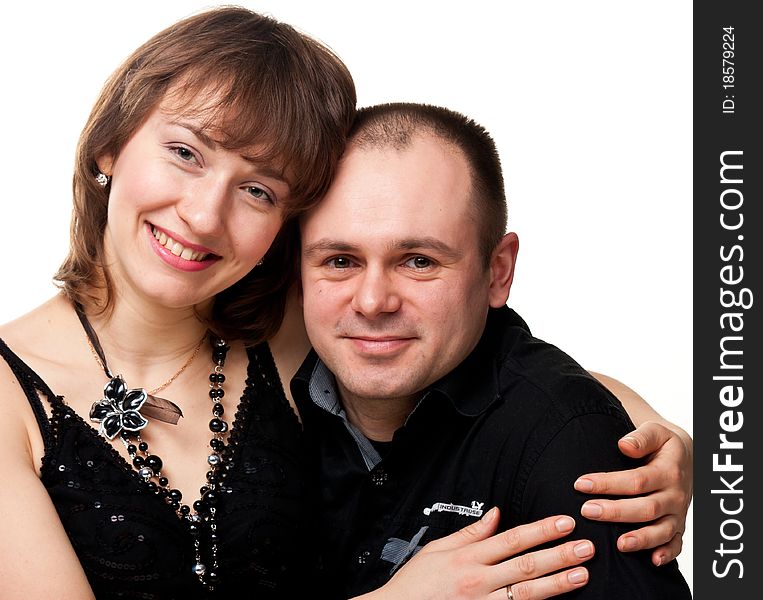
[350,103,507,265]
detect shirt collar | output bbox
[304,359,383,469]
[428,306,530,417]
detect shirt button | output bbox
[357,550,371,564]
[371,469,388,486]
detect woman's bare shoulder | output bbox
[0,328,43,475]
[0,294,78,362]
[0,294,82,436]
[0,297,75,463]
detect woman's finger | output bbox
[485,567,590,600]
[418,506,501,554]
[468,515,577,565]
[580,490,676,523]
[650,531,684,566]
[575,463,671,497]
[616,515,681,553]
[482,539,594,591]
[617,422,674,459]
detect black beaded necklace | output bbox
[75,304,231,592]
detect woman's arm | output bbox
[0,364,95,599]
[585,372,693,565]
[592,372,692,440]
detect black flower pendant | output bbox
[89,375,149,440]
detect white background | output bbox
[0,0,692,591]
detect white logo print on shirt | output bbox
[422,500,485,518]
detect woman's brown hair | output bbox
[55,6,356,344]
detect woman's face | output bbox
[100,96,289,312]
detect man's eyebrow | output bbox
[302,238,462,260]
[302,240,358,257]
[395,237,462,260]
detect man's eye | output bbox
[328,256,352,269]
[406,256,433,269]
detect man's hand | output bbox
[574,421,693,566]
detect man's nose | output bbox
[350,267,402,318]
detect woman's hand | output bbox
[359,508,592,600]
[575,420,693,566]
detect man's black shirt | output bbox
[293,306,691,598]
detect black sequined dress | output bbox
[0,339,318,599]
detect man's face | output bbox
[300,134,513,407]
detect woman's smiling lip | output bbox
[146,222,221,272]
[148,223,219,255]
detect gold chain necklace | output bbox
[84,331,207,395]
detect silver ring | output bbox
[505,584,514,600]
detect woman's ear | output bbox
[96,155,114,177]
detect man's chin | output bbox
[340,374,421,404]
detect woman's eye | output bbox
[246,186,274,204]
[171,146,197,163]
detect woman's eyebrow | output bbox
[239,159,288,183]
[172,120,287,183]
[172,121,218,149]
